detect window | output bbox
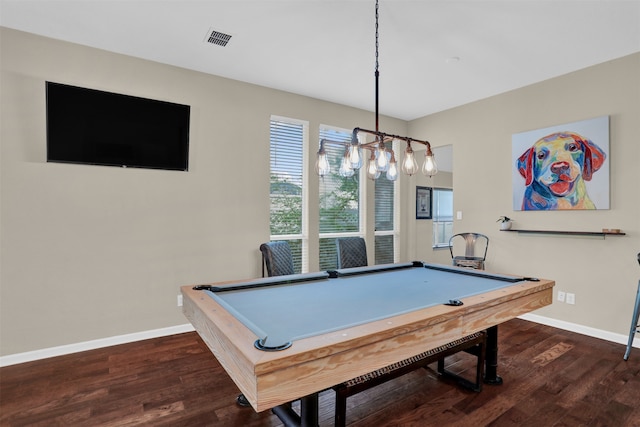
[374,143,397,264]
[269,117,308,273]
[432,188,453,248]
[318,126,361,270]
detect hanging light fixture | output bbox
[316,0,438,180]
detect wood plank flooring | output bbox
[1,318,639,426]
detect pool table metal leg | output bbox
[271,393,319,427]
[236,393,250,407]
[484,325,503,385]
[300,393,319,426]
[272,402,297,426]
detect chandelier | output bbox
[315,0,438,181]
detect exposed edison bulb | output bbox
[402,145,418,176]
[315,151,330,177]
[348,144,363,169]
[422,151,438,177]
[375,145,389,172]
[367,155,380,180]
[386,159,398,181]
[339,149,355,177]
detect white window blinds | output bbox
[318,126,361,270]
[269,117,307,273]
[374,169,396,264]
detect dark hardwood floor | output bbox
[1,318,639,426]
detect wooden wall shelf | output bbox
[501,229,625,237]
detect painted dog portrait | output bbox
[516,131,606,210]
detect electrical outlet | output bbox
[177,294,183,307]
[566,293,575,305]
[557,291,566,303]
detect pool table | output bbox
[182,262,554,425]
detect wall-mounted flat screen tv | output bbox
[46,82,190,171]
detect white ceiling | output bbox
[1,0,639,122]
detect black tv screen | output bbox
[46,82,190,171]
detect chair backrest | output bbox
[259,241,295,277]
[336,237,368,269]
[449,233,489,261]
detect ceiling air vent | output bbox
[205,29,232,47]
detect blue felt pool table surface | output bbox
[201,262,527,349]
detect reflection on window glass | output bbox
[432,188,453,248]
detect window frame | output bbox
[373,139,399,264]
[268,115,309,273]
[431,187,454,249]
[318,124,365,270]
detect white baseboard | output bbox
[518,313,639,349]
[2,316,638,368]
[0,324,195,367]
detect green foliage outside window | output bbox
[319,175,359,233]
[270,174,302,236]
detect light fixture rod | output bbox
[375,0,380,134]
[315,0,437,180]
[368,0,432,155]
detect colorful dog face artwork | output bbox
[512,117,609,211]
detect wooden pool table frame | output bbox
[181,267,554,413]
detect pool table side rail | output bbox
[182,278,554,412]
[182,287,263,407]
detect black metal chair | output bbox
[259,241,295,277]
[336,237,368,269]
[449,232,489,270]
[623,252,640,360]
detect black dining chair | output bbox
[259,241,295,277]
[336,237,368,269]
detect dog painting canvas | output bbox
[512,116,609,210]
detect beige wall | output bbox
[1,27,638,357]
[409,53,640,335]
[0,28,410,355]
